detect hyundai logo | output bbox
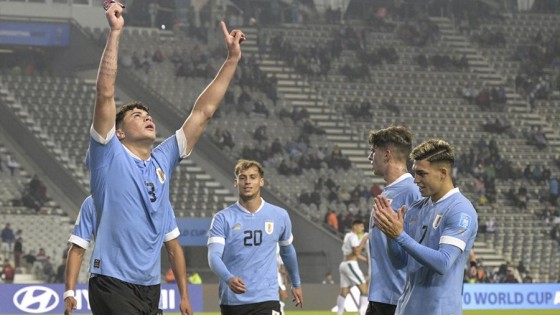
[13,285,59,313]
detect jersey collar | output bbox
[429,187,460,205]
[385,172,413,188]
[237,197,265,214]
[121,143,151,163]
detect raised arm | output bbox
[181,21,245,154]
[93,2,125,139]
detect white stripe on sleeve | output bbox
[164,227,180,242]
[279,234,293,246]
[440,236,466,251]
[68,235,90,249]
[207,236,225,246]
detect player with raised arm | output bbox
[83,2,245,314]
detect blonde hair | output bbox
[234,159,264,177]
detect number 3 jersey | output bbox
[86,128,185,286]
[207,198,294,305]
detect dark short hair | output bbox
[410,139,455,167]
[368,125,413,161]
[352,219,364,226]
[234,159,264,177]
[115,101,150,128]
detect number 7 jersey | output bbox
[207,198,294,305]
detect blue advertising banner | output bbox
[0,283,202,314]
[176,217,212,246]
[463,283,560,310]
[0,21,70,47]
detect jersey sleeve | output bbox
[86,128,121,171]
[68,196,96,249]
[164,208,179,242]
[440,202,477,251]
[207,212,226,245]
[175,129,190,159]
[279,210,293,247]
[349,233,361,248]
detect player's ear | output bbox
[233,179,238,187]
[260,178,264,187]
[116,128,125,140]
[440,166,450,181]
[385,148,392,162]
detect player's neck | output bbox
[384,164,408,185]
[122,141,152,160]
[239,195,262,213]
[430,181,455,203]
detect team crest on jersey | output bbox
[458,213,471,231]
[156,168,166,184]
[432,214,443,229]
[265,221,274,234]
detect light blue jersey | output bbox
[68,196,96,249]
[207,199,294,305]
[368,174,421,305]
[396,188,478,315]
[86,128,183,285]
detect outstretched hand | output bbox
[291,287,303,308]
[220,21,245,62]
[105,1,125,31]
[373,195,405,239]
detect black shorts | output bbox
[365,301,397,315]
[220,300,281,315]
[89,275,161,315]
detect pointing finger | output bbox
[220,21,229,38]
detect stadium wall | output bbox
[2,283,560,313]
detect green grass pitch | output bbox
[185,312,556,315]
[5,311,557,315]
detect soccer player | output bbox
[366,125,421,315]
[277,250,289,314]
[83,2,245,314]
[373,139,478,315]
[63,196,169,315]
[337,219,368,315]
[64,196,95,315]
[207,159,303,314]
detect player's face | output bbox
[368,145,386,176]
[412,159,445,200]
[119,109,156,142]
[352,223,364,234]
[235,166,264,200]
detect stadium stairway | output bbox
[245,26,382,183]
[430,16,560,153]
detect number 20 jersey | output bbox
[207,199,294,305]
